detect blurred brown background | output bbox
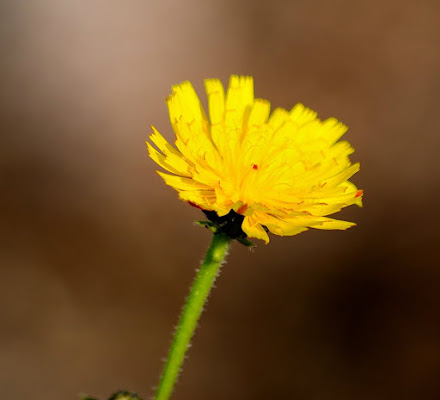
[1,1,439,399]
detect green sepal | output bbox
[195,210,255,247]
[236,236,255,247]
[195,220,218,233]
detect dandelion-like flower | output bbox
[147,75,363,243]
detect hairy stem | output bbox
[154,232,232,400]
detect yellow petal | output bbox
[205,78,225,126]
[311,217,356,230]
[148,126,193,175]
[157,171,209,191]
[167,81,206,127]
[321,163,360,188]
[289,103,318,125]
[166,81,210,154]
[148,75,363,242]
[247,99,271,128]
[149,126,181,157]
[242,215,269,243]
[252,212,308,237]
[267,108,290,133]
[147,142,190,176]
[224,75,254,142]
[320,118,348,145]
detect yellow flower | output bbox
[147,75,363,243]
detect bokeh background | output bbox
[1,1,439,399]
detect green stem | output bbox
[154,232,232,400]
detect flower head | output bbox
[147,75,363,243]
